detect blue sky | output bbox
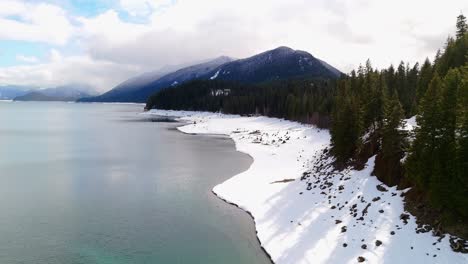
[0,0,466,91]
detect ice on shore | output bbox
[144,110,467,264]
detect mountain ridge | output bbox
[79,47,342,103]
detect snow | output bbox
[403,116,417,132]
[210,70,221,80]
[171,81,179,86]
[144,109,467,264]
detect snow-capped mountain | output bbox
[79,56,233,103]
[202,46,342,83]
[79,47,341,103]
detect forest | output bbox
[147,15,468,235]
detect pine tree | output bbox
[456,13,467,39]
[431,69,460,210]
[417,58,433,104]
[455,67,468,217]
[406,74,443,189]
[381,91,406,185]
[331,81,363,163]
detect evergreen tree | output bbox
[417,58,433,104]
[380,91,406,185]
[456,13,467,39]
[331,81,362,163]
[406,74,443,189]
[455,67,468,217]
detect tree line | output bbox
[146,78,337,128]
[330,14,468,221]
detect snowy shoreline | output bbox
[144,109,467,264]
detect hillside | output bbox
[202,46,342,83]
[78,56,233,103]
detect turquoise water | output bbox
[0,102,270,264]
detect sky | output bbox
[0,0,467,92]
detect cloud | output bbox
[0,49,142,91]
[16,55,39,63]
[80,0,468,74]
[0,1,74,45]
[0,0,467,91]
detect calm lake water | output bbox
[0,102,270,264]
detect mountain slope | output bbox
[79,56,233,103]
[202,46,342,83]
[14,84,97,102]
[0,85,34,100]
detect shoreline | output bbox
[144,109,468,264]
[171,119,274,263]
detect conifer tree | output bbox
[381,91,406,184]
[456,13,467,39]
[406,74,443,189]
[417,59,433,104]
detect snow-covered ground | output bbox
[144,110,467,264]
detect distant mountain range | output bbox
[0,85,35,100]
[80,46,342,103]
[14,84,98,102]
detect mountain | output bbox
[80,47,341,103]
[14,84,98,102]
[201,46,342,83]
[78,56,234,103]
[0,85,34,100]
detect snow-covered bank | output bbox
[144,110,467,264]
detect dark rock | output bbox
[400,213,410,224]
[376,184,388,192]
[375,240,382,247]
[341,226,347,233]
[361,244,367,249]
[357,256,365,262]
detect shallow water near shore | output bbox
[0,102,271,264]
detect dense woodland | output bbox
[147,15,468,232]
[146,78,337,127]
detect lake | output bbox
[0,102,271,264]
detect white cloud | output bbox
[80,0,468,74]
[0,51,142,91]
[0,0,467,91]
[16,55,39,63]
[0,1,74,45]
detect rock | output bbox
[357,256,365,262]
[335,220,342,224]
[375,240,382,247]
[376,184,388,192]
[341,226,347,233]
[400,213,410,224]
[361,244,367,249]
[372,197,381,202]
[390,231,395,235]
[343,243,348,247]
